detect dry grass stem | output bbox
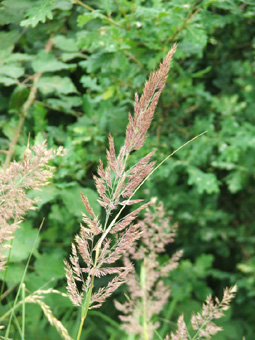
[25,289,73,340]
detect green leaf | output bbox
[52,0,72,11]
[9,86,30,113]
[61,184,100,217]
[77,10,103,27]
[0,30,19,58]
[0,76,17,86]
[82,94,95,115]
[193,280,212,301]
[36,76,77,95]
[60,52,84,62]
[5,53,33,62]
[192,66,212,78]
[188,166,220,194]
[31,50,75,73]
[194,254,214,277]
[28,186,59,210]
[52,35,79,52]
[8,222,39,262]
[180,25,208,57]
[2,117,18,139]
[0,263,25,284]
[20,0,55,27]
[0,65,25,78]
[103,85,115,100]
[46,96,82,114]
[0,0,31,25]
[80,75,102,91]
[34,252,65,280]
[225,171,247,193]
[31,102,48,134]
[237,261,255,274]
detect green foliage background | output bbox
[0,0,255,339]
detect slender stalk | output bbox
[0,238,14,301]
[4,220,44,339]
[70,0,146,67]
[103,212,110,231]
[76,275,94,340]
[135,131,207,197]
[169,3,201,42]
[76,316,85,340]
[0,289,68,322]
[140,260,149,340]
[191,319,209,340]
[3,115,26,169]
[88,311,125,331]
[71,0,123,28]
[21,283,25,340]
[154,329,164,340]
[0,284,17,302]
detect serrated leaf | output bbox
[20,0,55,27]
[31,50,74,73]
[0,65,25,78]
[52,35,79,52]
[60,52,84,62]
[80,75,102,91]
[225,171,247,193]
[0,76,17,86]
[0,0,31,25]
[36,76,77,95]
[52,0,72,10]
[77,10,103,27]
[46,96,82,114]
[5,53,34,62]
[180,25,208,57]
[188,166,219,194]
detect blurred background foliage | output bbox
[0,0,255,339]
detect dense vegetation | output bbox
[0,0,254,339]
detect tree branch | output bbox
[3,39,54,169]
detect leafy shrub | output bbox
[0,0,254,339]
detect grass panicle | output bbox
[167,285,237,340]
[65,45,177,339]
[115,200,182,340]
[0,140,64,271]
